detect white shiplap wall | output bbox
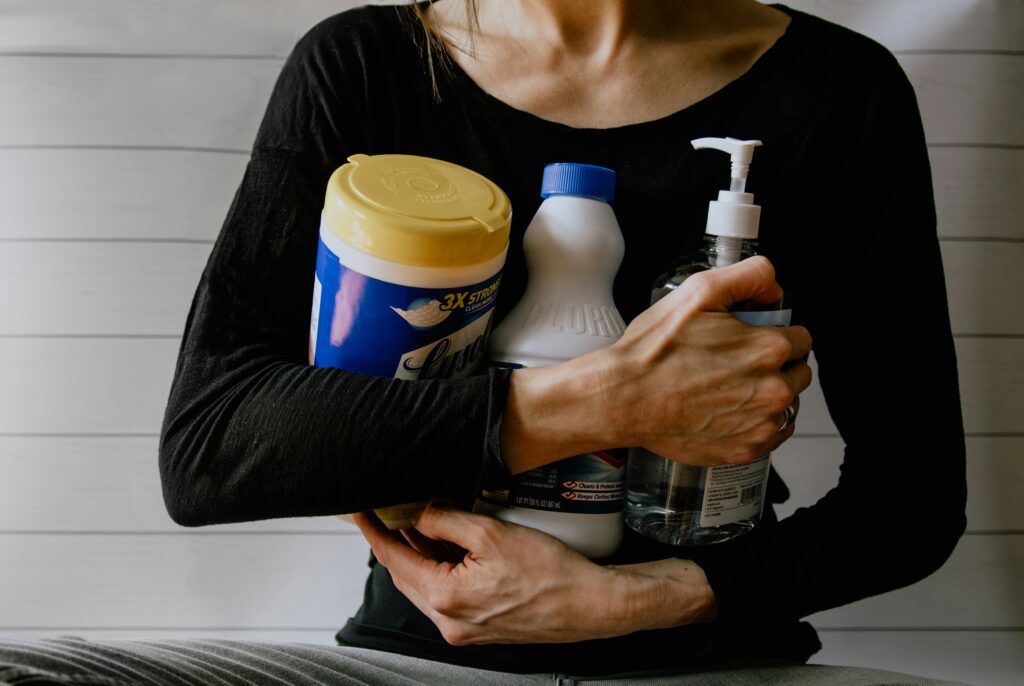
[0,1,1021,684]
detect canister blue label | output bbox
[310,234,503,380]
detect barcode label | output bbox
[740,483,763,505]
[699,454,771,527]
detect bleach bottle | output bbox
[310,153,512,530]
[475,163,626,559]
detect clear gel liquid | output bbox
[626,447,766,546]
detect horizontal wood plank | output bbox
[814,630,1024,686]
[0,534,369,628]
[0,57,279,150]
[1,241,1016,336]
[931,147,1024,240]
[902,54,1024,147]
[0,436,351,533]
[0,149,246,242]
[0,243,208,336]
[0,337,178,435]
[0,0,367,57]
[779,0,1024,52]
[0,54,1019,151]
[956,338,1024,438]
[772,436,1024,531]
[942,242,1024,336]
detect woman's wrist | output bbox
[500,348,628,475]
[605,558,718,634]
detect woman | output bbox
[0,1,965,684]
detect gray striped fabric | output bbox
[0,638,971,686]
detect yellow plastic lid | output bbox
[323,154,512,268]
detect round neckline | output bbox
[425,3,801,139]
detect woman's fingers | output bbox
[400,527,464,564]
[413,504,505,555]
[759,395,800,453]
[787,395,801,422]
[779,325,813,362]
[781,359,813,395]
[353,511,443,586]
[679,256,783,311]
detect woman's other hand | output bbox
[354,505,715,646]
[502,256,812,473]
[604,255,811,464]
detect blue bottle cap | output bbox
[540,163,616,203]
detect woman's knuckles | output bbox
[421,583,453,612]
[759,375,795,414]
[437,619,475,646]
[725,447,763,465]
[749,330,793,368]
[682,276,723,311]
[470,516,509,550]
[750,421,782,447]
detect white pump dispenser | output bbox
[691,137,763,241]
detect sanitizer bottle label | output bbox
[697,305,791,527]
[310,233,503,380]
[699,453,771,526]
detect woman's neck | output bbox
[507,0,647,61]
[443,1,693,59]
[427,0,790,129]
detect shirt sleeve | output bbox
[685,53,967,645]
[158,17,512,526]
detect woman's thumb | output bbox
[688,255,783,310]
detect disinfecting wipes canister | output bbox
[309,154,511,529]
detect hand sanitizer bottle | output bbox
[475,163,627,559]
[625,138,791,547]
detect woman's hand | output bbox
[602,255,812,464]
[354,505,716,646]
[502,256,812,473]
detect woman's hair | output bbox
[398,0,480,100]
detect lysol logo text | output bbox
[394,312,493,380]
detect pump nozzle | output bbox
[691,137,762,192]
[691,137,764,239]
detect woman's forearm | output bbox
[604,558,718,634]
[500,353,622,475]
[357,505,718,645]
[160,150,515,526]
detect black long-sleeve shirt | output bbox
[159,3,966,676]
